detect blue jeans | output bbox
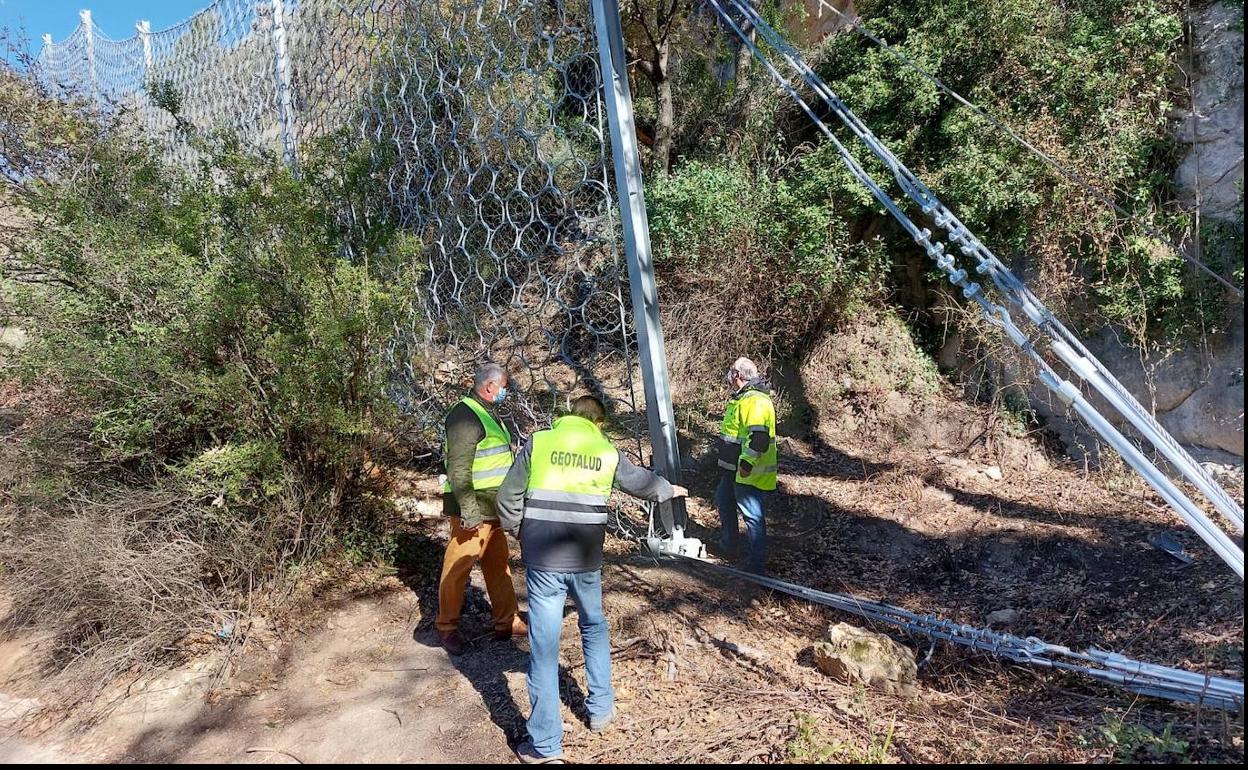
[717,475,768,573]
[525,568,613,758]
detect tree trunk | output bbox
[733,23,755,94]
[653,41,674,174]
[902,246,930,313]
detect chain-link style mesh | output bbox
[34,0,646,456]
[36,23,94,99]
[36,4,286,165]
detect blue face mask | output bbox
[494,386,509,404]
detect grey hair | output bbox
[730,357,759,381]
[473,362,507,391]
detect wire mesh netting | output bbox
[34,0,646,457]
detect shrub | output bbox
[801,0,1232,343]
[656,1,1235,352]
[0,69,418,694]
[647,159,889,403]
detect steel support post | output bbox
[81,10,97,101]
[270,0,299,170]
[137,21,153,77]
[591,0,685,535]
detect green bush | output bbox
[656,1,1236,349]
[647,159,889,362]
[9,131,418,497]
[0,71,419,691]
[808,0,1237,341]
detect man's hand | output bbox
[670,484,689,498]
[737,462,752,477]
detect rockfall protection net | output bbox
[704,0,1244,578]
[30,0,1246,711]
[35,1,646,455]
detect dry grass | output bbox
[0,482,343,702]
[0,382,346,708]
[2,492,225,684]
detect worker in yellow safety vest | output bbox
[717,357,777,574]
[436,363,526,656]
[496,395,688,763]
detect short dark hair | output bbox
[570,395,607,424]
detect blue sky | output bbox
[1,0,207,55]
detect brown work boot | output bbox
[495,617,528,641]
[440,629,466,656]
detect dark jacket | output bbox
[442,393,510,528]
[495,439,675,573]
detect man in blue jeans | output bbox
[497,396,687,764]
[717,358,777,574]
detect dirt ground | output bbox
[1,405,1244,763]
[0,569,517,763]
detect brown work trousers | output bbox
[436,517,520,634]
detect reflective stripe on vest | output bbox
[525,415,619,524]
[442,396,514,493]
[741,425,768,458]
[735,390,778,491]
[717,394,744,472]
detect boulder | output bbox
[395,497,442,519]
[812,622,917,696]
[986,609,1020,627]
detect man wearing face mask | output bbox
[436,362,526,656]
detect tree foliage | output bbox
[641,0,1239,350]
[0,67,418,687]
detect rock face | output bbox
[1030,313,1245,460]
[1173,2,1244,222]
[1027,3,1246,462]
[986,609,1020,627]
[812,622,917,695]
[0,327,27,367]
[1146,1,1246,459]
[787,0,857,48]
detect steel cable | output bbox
[707,0,1243,576]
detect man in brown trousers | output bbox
[437,363,527,655]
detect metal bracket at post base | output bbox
[591,0,685,533]
[643,505,706,560]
